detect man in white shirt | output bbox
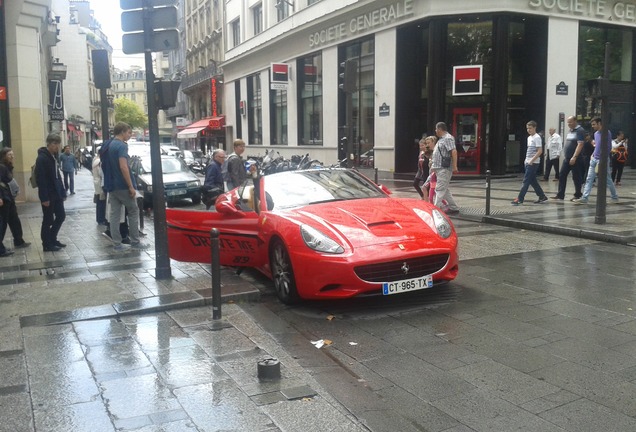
[543,127,562,181]
[511,121,548,205]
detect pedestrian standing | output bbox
[413,137,430,199]
[92,151,108,225]
[60,145,77,194]
[543,127,562,181]
[226,139,256,190]
[573,117,619,205]
[431,122,460,215]
[35,133,67,252]
[551,116,585,201]
[611,131,628,185]
[0,148,31,252]
[511,121,548,205]
[100,122,147,251]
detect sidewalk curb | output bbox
[482,215,636,245]
[19,287,261,328]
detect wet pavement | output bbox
[1,166,635,431]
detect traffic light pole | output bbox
[100,87,110,144]
[595,42,611,225]
[143,0,171,278]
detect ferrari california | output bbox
[166,168,458,304]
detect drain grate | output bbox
[457,207,513,216]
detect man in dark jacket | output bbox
[35,133,67,252]
[202,149,226,209]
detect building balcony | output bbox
[166,101,187,118]
[49,61,67,81]
[181,62,221,93]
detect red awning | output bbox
[176,116,226,138]
[209,116,225,130]
[177,126,207,139]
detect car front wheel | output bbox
[270,240,299,304]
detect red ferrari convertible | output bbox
[166,168,459,304]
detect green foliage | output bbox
[114,98,148,129]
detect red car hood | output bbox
[290,197,447,249]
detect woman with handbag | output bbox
[611,131,628,186]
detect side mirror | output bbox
[215,197,245,217]
[379,184,392,195]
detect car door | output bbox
[166,181,266,268]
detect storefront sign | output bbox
[529,0,636,22]
[309,0,414,48]
[452,65,483,96]
[211,77,219,117]
[271,63,289,90]
[48,80,64,121]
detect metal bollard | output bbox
[374,167,378,184]
[210,228,221,320]
[485,170,491,216]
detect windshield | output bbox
[140,157,188,174]
[263,169,386,210]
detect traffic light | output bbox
[121,0,179,55]
[338,59,358,93]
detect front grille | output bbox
[165,182,189,190]
[354,254,449,282]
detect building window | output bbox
[339,39,375,160]
[247,74,262,145]
[231,19,241,47]
[270,89,288,145]
[578,24,634,121]
[252,3,263,35]
[276,0,290,22]
[297,54,323,145]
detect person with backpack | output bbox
[35,133,67,252]
[611,131,628,186]
[100,122,147,251]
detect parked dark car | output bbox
[129,155,202,208]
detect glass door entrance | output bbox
[452,108,482,174]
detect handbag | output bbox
[441,156,451,168]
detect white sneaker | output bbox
[113,243,130,252]
[610,198,620,204]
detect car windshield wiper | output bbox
[308,198,348,205]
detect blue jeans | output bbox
[517,163,545,202]
[581,157,618,201]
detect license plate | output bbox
[166,189,186,196]
[382,275,433,295]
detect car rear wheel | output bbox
[270,240,299,304]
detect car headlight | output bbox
[187,180,200,188]
[413,208,452,239]
[432,209,452,238]
[300,225,344,254]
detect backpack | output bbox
[222,154,237,183]
[616,145,628,163]
[29,163,38,188]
